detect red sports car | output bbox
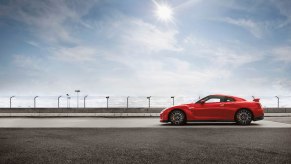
[160,94,264,125]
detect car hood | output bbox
[162,103,192,111]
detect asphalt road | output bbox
[0,117,291,164]
[0,128,291,164]
[264,116,291,124]
[0,117,291,128]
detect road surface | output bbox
[0,117,291,128]
[0,117,290,163]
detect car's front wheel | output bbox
[169,110,186,125]
[235,109,252,125]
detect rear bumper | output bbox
[253,115,264,121]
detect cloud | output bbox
[121,19,182,53]
[13,55,48,73]
[94,13,183,53]
[278,79,291,91]
[182,35,263,66]
[53,46,99,62]
[273,46,291,62]
[0,0,95,45]
[1,0,290,101]
[222,17,263,38]
[175,0,202,11]
[26,41,40,48]
[272,0,291,27]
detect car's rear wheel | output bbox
[235,109,252,125]
[169,110,186,125]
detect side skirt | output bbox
[186,120,235,122]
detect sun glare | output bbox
[155,4,173,22]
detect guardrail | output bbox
[1,95,291,108]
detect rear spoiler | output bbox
[253,98,260,102]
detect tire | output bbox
[235,109,252,125]
[169,110,186,125]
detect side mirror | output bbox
[200,100,205,104]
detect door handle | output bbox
[220,104,224,106]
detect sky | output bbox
[0,0,291,107]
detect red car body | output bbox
[160,94,264,124]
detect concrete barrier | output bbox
[0,107,290,117]
[2,113,160,117]
[0,108,164,113]
[264,108,291,113]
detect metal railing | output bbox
[0,95,291,108]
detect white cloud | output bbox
[273,46,291,62]
[0,0,95,45]
[2,0,290,101]
[95,14,183,53]
[175,0,202,11]
[183,35,263,66]
[222,17,263,38]
[26,41,40,48]
[272,0,291,27]
[13,55,48,73]
[53,46,99,62]
[121,19,182,53]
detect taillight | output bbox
[257,103,262,109]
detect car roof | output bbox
[210,94,246,101]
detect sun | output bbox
[155,3,173,22]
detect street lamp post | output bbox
[58,96,62,108]
[106,96,109,108]
[127,96,129,108]
[34,96,39,108]
[84,95,88,108]
[275,96,280,108]
[68,97,71,108]
[171,96,175,106]
[75,90,80,108]
[10,96,15,108]
[66,94,69,108]
[147,96,151,108]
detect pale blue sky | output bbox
[0,0,290,101]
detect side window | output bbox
[204,97,223,103]
[224,97,235,102]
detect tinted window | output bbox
[202,96,224,103]
[205,98,221,103]
[224,97,235,102]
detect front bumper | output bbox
[160,113,166,122]
[160,110,169,122]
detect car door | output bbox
[193,96,225,120]
[220,97,237,120]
